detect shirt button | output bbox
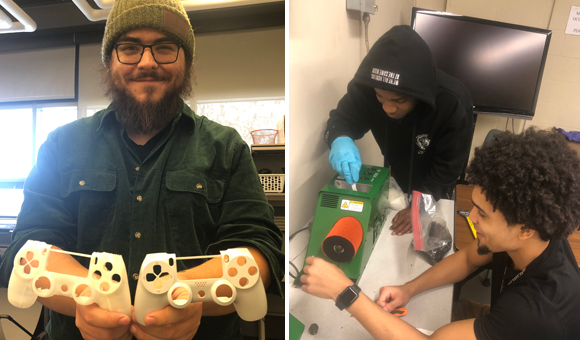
[136,195,142,202]
[135,167,140,171]
[135,232,141,239]
[79,180,85,186]
[133,273,139,281]
[196,183,203,189]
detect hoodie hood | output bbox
[353,25,438,112]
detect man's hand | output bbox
[130,296,202,340]
[300,256,354,301]
[329,136,361,185]
[390,207,412,236]
[75,303,132,340]
[376,285,412,312]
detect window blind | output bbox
[0,46,76,103]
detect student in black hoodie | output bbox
[302,129,580,340]
[325,25,473,236]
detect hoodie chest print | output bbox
[416,134,430,154]
[371,68,400,86]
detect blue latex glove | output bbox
[329,136,361,185]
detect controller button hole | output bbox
[228,268,237,277]
[248,266,258,276]
[100,282,110,292]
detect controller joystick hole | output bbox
[228,268,237,277]
[34,276,51,291]
[216,284,234,301]
[170,286,191,307]
[75,284,92,302]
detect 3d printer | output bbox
[298,164,390,283]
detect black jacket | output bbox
[325,25,473,200]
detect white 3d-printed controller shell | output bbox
[134,248,267,325]
[7,240,131,317]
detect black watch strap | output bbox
[335,284,361,311]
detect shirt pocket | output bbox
[164,171,225,250]
[60,170,117,248]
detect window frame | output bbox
[0,101,79,188]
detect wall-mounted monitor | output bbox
[411,8,551,120]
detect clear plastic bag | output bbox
[410,191,452,265]
[388,176,409,211]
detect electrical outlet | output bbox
[346,0,375,14]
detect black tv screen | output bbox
[411,8,551,119]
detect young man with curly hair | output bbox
[300,128,580,340]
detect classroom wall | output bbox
[289,0,415,235]
[445,0,580,161]
[289,0,580,235]
[78,27,285,116]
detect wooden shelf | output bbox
[266,192,285,201]
[266,193,284,208]
[251,144,285,152]
[274,215,285,231]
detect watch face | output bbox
[340,287,358,303]
[336,284,360,310]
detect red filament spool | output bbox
[322,216,363,262]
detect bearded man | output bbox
[0,1,284,339]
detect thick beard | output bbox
[477,239,491,255]
[102,64,194,135]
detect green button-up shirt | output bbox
[0,103,284,340]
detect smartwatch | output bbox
[335,284,361,310]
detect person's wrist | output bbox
[335,283,361,310]
[331,136,352,148]
[402,281,416,298]
[332,281,353,302]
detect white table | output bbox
[289,199,455,338]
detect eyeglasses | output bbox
[114,43,181,65]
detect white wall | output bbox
[289,0,414,235]
[289,0,580,235]
[445,0,580,160]
[78,27,285,117]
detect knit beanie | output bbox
[101,0,195,65]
